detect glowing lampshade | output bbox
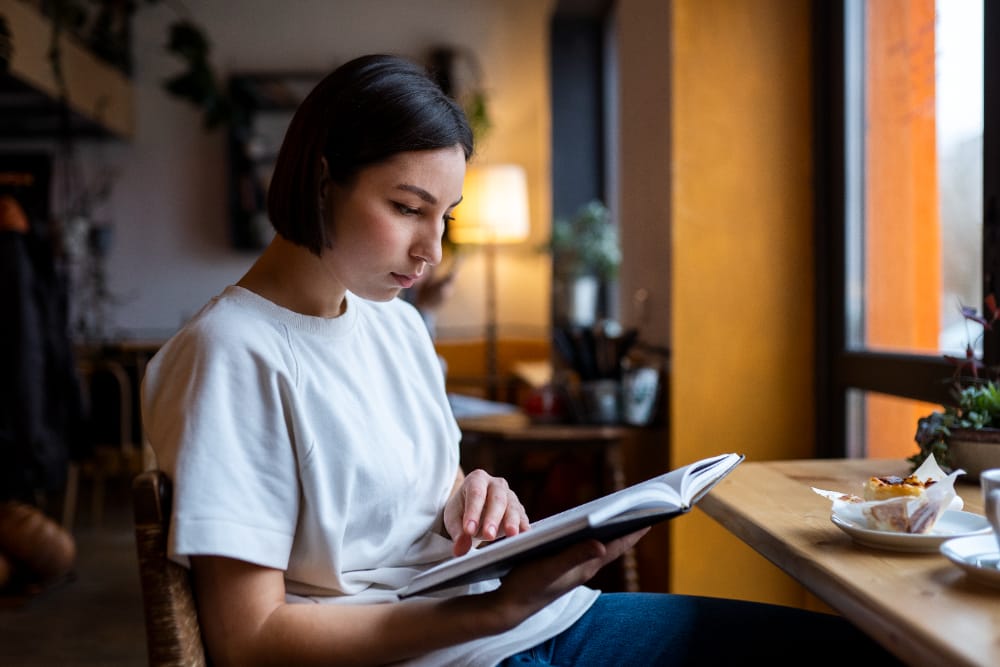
[450,164,530,245]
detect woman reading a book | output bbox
[142,54,902,666]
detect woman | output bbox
[142,54,901,666]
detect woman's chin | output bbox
[352,286,403,303]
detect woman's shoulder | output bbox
[180,287,276,341]
[152,287,291,366]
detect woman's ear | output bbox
[318,157,331,203]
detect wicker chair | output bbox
[132,470,209,666]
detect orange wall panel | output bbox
[864,0,941,458]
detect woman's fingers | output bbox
[457,469,489,537]
[473,477,527,541]
[452,532,474,557]
[445,470,530,555]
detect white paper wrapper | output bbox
[812,456,965,534]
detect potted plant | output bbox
[546,200,621,327]
[910,295,1000,479]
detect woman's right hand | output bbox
[482,528,650,630]
[443,468,529,557]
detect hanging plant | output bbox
[427,46,492,143]
[463,89,491,143]
[162,19,242,129]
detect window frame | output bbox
[814,0,1000,457]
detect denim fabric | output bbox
[499,592,904,666]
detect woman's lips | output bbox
[392,273,418,289]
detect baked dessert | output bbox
[863,493,942,534]
[861,475,942,533]
[862,474,935,501]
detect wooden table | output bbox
[699,458,999,667]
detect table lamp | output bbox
[449,163,530,399]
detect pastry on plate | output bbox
[862,474,935,501]
[861,474,944,534]
[814,457,962,535]
[863,495,942,534]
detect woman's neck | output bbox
[237,235,347,318]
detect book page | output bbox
[678,453,745,506]
[554,453,741,527]
[536,476,683,530]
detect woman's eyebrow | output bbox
[396,183,437,204]
[396,184,463,208]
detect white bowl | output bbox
[940,534,1000,589]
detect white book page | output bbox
[532,478,681,531]
[582,452,740,524]
[678,453,744,505]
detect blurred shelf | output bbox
[0,0,134,139]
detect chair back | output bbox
[132,470,209,667]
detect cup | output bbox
[621,366,660,426]
[580,379,620,424]
[521,384,568,424]
[980,468,1000,553]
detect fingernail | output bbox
[466,520,477,534]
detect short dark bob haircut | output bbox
[267,54,475,256]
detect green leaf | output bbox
[165,21,209,60]
[546,200,620,280]
[163,68,217,104]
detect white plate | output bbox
[940,534,1000,588]
[831,510,992,553]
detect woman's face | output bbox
[323,145,466,303]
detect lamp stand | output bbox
[484,241,499,401]
[451,163,530,402]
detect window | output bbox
[816,0,999,458]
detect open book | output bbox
[400,452,744,598]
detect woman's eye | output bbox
[394,203,420,216]
[443,214,455,224]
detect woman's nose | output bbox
[411,229,443,266]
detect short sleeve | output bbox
[141,314,301,569]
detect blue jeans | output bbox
[500,593,904,666]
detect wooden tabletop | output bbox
[698,458,998,667]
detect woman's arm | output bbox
[194,467,646,665]
[192,555,492,666]
[192,527,647,667]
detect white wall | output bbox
[87,0,553,341]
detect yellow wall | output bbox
[618,0,817,605]
[670,0,815,604]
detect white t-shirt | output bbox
[141,286,598,666]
